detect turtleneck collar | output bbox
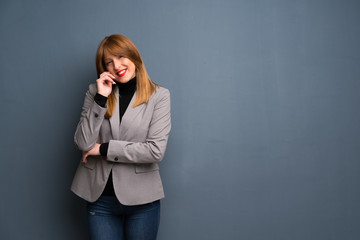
[116,76,136,95]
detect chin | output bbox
[120,78,131,83]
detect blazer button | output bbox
[114,157,118,161]
[94,113,99,118]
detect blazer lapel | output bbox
[119,91,145,138]
[109,87,120,140]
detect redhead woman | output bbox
[71,34,171,240]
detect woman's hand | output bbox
[82,143,101,163]
[96,72,116,97]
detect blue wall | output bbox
[1,0,360,239]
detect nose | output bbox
[114,59,123,70]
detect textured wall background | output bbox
[1,0,360,239]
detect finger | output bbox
[97,76,115,85]
[101,72,115,79]
[103,76,116,84]
[82,153,88,163]
[100,72,109,77]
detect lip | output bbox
[116,69,127,77]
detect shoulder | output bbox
[89,83,98,94]
[153,86,170,99]
[146,85,170,106]
[150,86,170,109]
[86,83,98,97]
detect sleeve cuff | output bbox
[94,93,108,107]
[100,142,109,156]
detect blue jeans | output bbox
[86,196,160,240]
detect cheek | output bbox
[106,65,114,72]
[123,59,135,69]
[129,62,136,72]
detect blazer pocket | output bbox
[135,163,159,173]
[81,157,96,170]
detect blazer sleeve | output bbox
[74,84,108,151]
[106,88,171,164]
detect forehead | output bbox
[103,50,118,59]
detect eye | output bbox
[105,61,112,65]
[118,56,123,59]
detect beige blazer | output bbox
[71,83,171,205]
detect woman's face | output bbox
[104,52,136,83]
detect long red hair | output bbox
[95,34,157,118]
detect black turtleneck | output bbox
[117,76,137,123]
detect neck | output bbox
[116,76,136,94]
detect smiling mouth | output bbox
[116,69,127,77]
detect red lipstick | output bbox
[116,69,127,77]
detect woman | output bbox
[71,34,171,240]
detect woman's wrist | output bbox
[94,93,108,107]
[100,143,109,156]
